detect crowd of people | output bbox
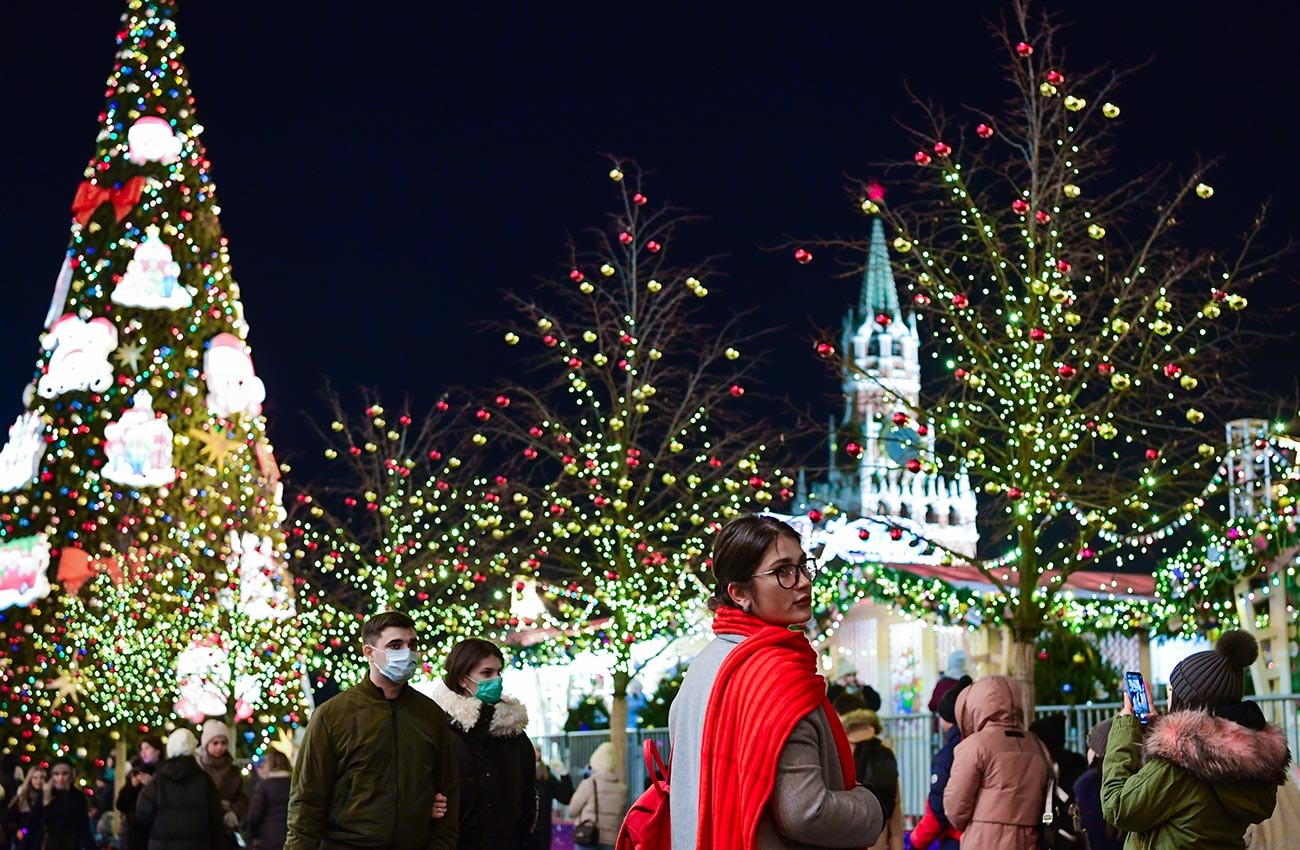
[3,513,1297,850]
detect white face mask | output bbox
[373,647,419,684]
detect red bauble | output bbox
[1016,41,1034,57]
[475,408,490,421]
[523,447,538,459]
[906,458,922,473]
[875,312,891,327]
[846,441,863,458]
[954,368,969,379]
[632,192,648,206]
[569,269,585,282]
[646,240,662,253]
[1012,199,1030,215]
[914,292,931,305]
[794,248,813,264]
[1036,210,1052,224]
[1098,362,1115,376]
[808,509,824,523]
[1007,487,1024,500]
[815,342,836,358]
[1145,448,1159,461]
[729,384,745,397]
[889,527,904,541]
[1163,363,1183,379]
[976,123,994,139]
[952,294,969,309]
[892,412,909,425]
[914,150,933,166]
[495,394,511,407]
[436,400,450,412]
[618,231,633,245]
[1058,364,1077,378]
[858,529,871,540]
[542,334,557,347]
[1046,69,1065,85]
[398,414,412,425]
[1056,259,1072,273]
[1030,328,1046,341]
[933,142,952,157]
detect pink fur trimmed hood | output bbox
[1143,709,1291,785]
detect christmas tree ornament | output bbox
[174,637,232,723]
[230,531,295,621]
[111,224,192,309]
[1196,182,1214,199]
[0,533,52,610]
[204,332,266,418]
[0,412,46,492]
[126,116,183,164]
[1016,41,1034,57]
[37,315,117,398]
[976,123,994,138]
[45,258,74,329]
[70,175,146,226]
[933,142,952,157]
[794,248,813,264]
[914,150,933,165]
[102,390,177,487]
[1102,102,1121,118]
[1064,95,1086,111]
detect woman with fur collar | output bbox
[1102,630,1292,850]
[431,638,537,850]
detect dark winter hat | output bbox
[1029,713,1067,756]
[860,685,883,712]
[938,675,973,724]
[1086,719,1114,759]
[1169,630,1258,710]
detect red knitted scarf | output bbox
[695,606,857,850]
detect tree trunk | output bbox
[114,734,129,841]
[609,669,630,778]
[1008,632,1037,725]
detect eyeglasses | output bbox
[750,557,817,589]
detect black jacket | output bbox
[41,788,96,850]
[117,779,152,850]
[136,755,226,850]
[851,737,899,823]
[242,774,290,850]
[530,769,574,850]
[430,681,537,850]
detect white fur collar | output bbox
[430,679,529,737]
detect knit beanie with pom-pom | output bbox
[1169,630,1258,710]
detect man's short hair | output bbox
[362,611,416,646]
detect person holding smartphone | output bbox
[1101,630,1291,849]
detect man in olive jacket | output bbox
[286,611,460,850]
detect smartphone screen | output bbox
[1125,671,1151,724]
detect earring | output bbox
[740,602,751,613]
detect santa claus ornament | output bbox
[204,333,266,418]
[102,390,177,488]
[127,116,183,165]
[38,315,117,398]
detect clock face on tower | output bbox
[879,423,922,464]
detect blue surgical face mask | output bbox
[374,647,418,684]
[474,676,504,704]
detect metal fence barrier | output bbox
[535,694,1300,820]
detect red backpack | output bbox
[616,739,671,850]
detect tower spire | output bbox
[860,216,901,323]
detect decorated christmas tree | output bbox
[288,394,519,689]
[0,0,299,759]
[818,1,1276,711]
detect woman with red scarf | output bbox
[668,515,884,850]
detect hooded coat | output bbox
[1102,710,1291,850]
[942,675,1051,850]
[136,755,227,850]
[429,680,537,850]
[567,745,628,848]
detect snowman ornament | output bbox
[127,116,183,165]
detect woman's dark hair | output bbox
[444,638,506,695]
[260,749,291,773]
[708,515,803,611]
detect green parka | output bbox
[285,679,460,850]
[1102,710,1290,850]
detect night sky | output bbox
[6,1,1297,487]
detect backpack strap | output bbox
[644,739,669,786]
[1029,733,1057,827]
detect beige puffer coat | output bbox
[942,675,1050,850]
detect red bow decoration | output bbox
[71,176,146,226]
[57,545,123,595]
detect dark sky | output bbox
[6,1,1297,485]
